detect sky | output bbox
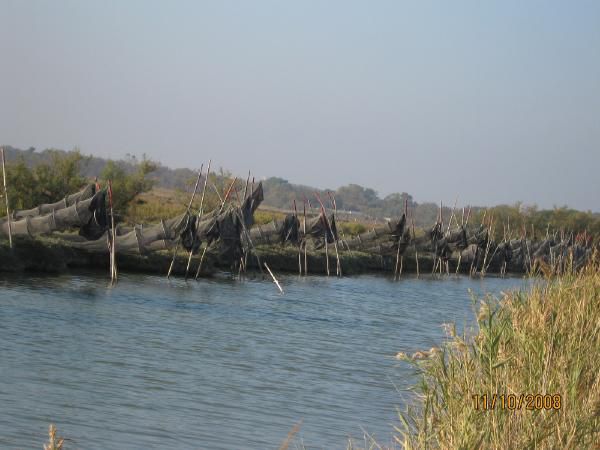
[1,0,599,211]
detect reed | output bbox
[43,424,64,450]
[396,253,600,449]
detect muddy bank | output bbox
[0,237,515,278]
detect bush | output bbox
[339,221,367,236]
[100,156,157,214]
[2,151,87,214]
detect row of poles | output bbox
[164,162,284,293]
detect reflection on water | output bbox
[0,271,530,449]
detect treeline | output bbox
[471,204,600,242]
[1,146,599,239]
[0,148,240,226]
[0,149,158,220]
[1,146,197,191]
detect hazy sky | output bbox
[1,1,599,211]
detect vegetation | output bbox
[100,155,158,213]
[1,146,599,241]
[1,150,87,213]
[338,221,367,235]
[471,203,600,242]
[396,256,600,449]
[43,424,64,450]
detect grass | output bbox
[43,424,64,450]
[395,253,600,449]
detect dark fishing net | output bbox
[1,190,105,238]
[13,184,96,219]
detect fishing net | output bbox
[12,184,96,219]
[305,213,337,249]
[66,212,193,255]
[1,190,106,238]
[342,215,407,254]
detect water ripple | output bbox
[0,271,530,450]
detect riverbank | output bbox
[0,236,513,277]
[396,255,600,449]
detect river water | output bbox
[0,271,530,449]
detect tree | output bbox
[101,157,157,213]
[2,151,87,215]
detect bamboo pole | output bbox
[168,164,204,279]
[329,192,351,255]
[293,200,301,275]
[212,183,224,203]
[315,192,340,276]
[185,160,211,280]
[195,246,209,279]
[328,192,342,276]
[241,172,252,273]
[412,218,419,278]
[1,147,12,249]
[394,199,408,280]
[324,219,330,276]
[480,216,494,277]
[242,170,250,201]
[232,186,264,276]
[107,180,117,284]
[446,196,458,234]
[303,198,308,275]
[195,176,238,279]
[394,241,401,280]
[264,262,283,294]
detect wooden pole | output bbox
[1,147,12,249]
[412,218,419,278]
[324,215,330,276]
[327,192,344,276]
[465,206,472,226]
[315,192,340,276]
[303,198,307,275]
[233,187,264,276]
[394,199,407,281]
[195,176,238,280]
[480,216,494,277]
[264,262,283,294]
[242,170,250,201]
[185,161,211,280]
[107,180,117,284]
[195,246,209,279]
[446,196,458,234]
[293,200,301,275]
[211,183,224,203]
[168,164,204,279]
[394,241,401,281]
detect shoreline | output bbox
[0,236,521,278]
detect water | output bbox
[0,271,530,450]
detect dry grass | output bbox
[43,424,64,450]
[396,254,600,449]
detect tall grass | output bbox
[396,255,600,449]
[43,424,64,450]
